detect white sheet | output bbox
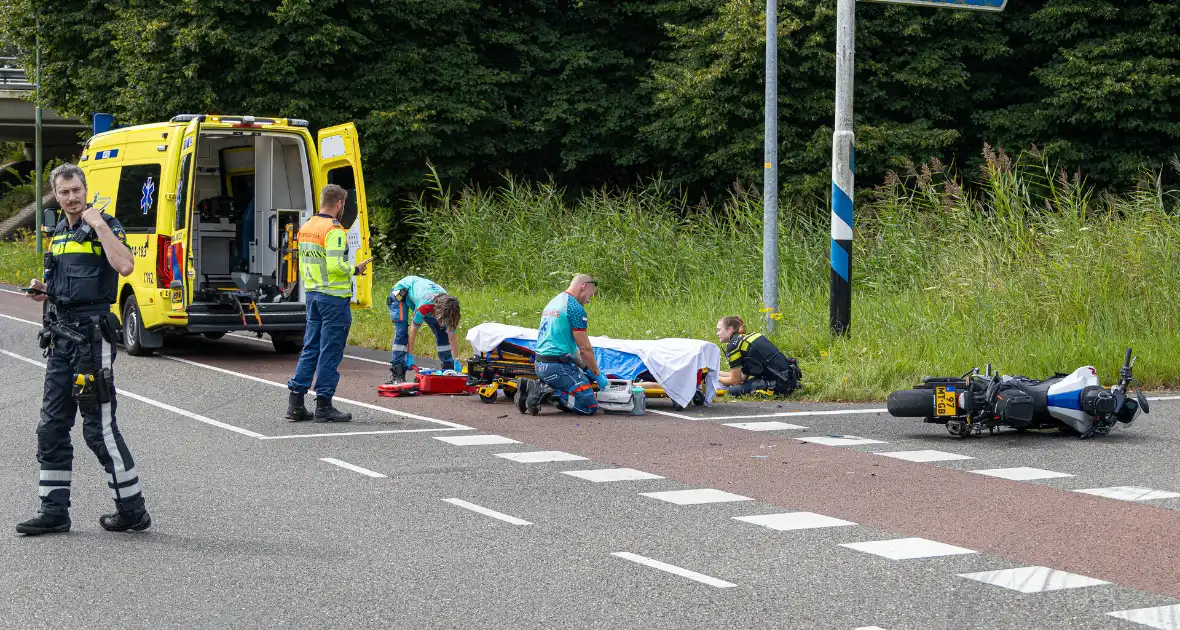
[466,322,721,409]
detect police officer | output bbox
[716,316,802,396]
[17,164,150,536]
[385,275,462,383]
[517,274,610,416]
[285,184,371,423]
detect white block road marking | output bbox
[969,467,1074,481]
[958,566,1109,593]
[562,468,665,483]
[320,458,387,478]
[1108,605,1180,629]
[160,353,470,429]
[874,449,973,463]
[798,435,887,447]
[841,537,976,560]
[434,434,521,446]
[734,512,857,531]
[611,552,736,589]
[641,488,753,505]
[724,421,808,431]
[1074,486,1180,502]
[442,498,532,526]
[259,428,468,440]
[495,451,588,463]
[0,349,266,439]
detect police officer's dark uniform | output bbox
[16,211,152,535]
[725,332,802,396]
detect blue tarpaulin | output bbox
[503,337,648,381]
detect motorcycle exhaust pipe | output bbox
[886,389,935,418]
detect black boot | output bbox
[16,512,71,536]
[385,364,407,385]
[314,397,352,423]
[286,392,312,422]
[515,379,530,414]
[525,380,554,416]
[99,508,151,532]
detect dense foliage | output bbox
[3,0,1178,240]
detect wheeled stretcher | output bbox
[464,323,725,410]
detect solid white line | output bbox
[320,457,387,478]
[706,408,888,421]
[0,312,41,327]
[229,332,392,365]
[159,353,471,429]
[0,288,26,296]
[611,552,737,588]
[647,409,696,420]
[1148,396,1180,401]
[0,349,267,439]
[442,498,533,525]
[260,427,469,440]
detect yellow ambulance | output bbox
[74,114,373,355]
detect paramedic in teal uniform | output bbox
[519,274,609,415]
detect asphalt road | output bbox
[2,289,1179,630]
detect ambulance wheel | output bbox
[271,333,303,354]
[122,296,154,357]
[203,332,226,340]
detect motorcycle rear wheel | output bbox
[886,389,935,417]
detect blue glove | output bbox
[595,372,610,392]
[451,358,464,372]
[405,353,415,368]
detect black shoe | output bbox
[314,397,352,423]
[525,381,554,416]
[16,512,71,536]
[285,392,312,422]
[100,509,151,532]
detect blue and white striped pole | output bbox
[830,0,855,336]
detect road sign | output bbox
[858,0,1007,10]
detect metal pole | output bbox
[762,0,778,333]
[829,0,855,336]
[34,6,43,257]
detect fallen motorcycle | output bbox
[885,348,1149,439]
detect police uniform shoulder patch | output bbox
[103,214,128,243]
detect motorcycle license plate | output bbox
[934,386,957,416]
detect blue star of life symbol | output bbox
[140,177,155,215]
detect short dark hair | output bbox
[49,164,87,191]
[320,184,347,208]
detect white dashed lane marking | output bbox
[641,489,753,505]
[562,468,665,482]
[841,537,976,560]
[611,552,737,589]
[495,451,589,463]
[442,498,533,526]
[958,566,1109,593]
[969,467,1074,481]
[434,434,521,446]
[734,512,857,531]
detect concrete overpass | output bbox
[0,57,88,148]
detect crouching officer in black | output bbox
[17,164,151,536]
[715,316,802,397]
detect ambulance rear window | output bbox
[115,164,161,233]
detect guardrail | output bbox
[0,57,33,89]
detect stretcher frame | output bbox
[465,339,720,410]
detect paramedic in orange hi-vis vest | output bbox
[284,184,371,423]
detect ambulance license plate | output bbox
[170,288,182,305]
[934,386,957,416]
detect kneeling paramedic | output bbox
[385,275,462,383]
[518,274,609,415]
[18,164,150,536]
[716,316,802,396]
[285,184,371,422]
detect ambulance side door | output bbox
[315,122,372,309]
[170,118,202,310]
